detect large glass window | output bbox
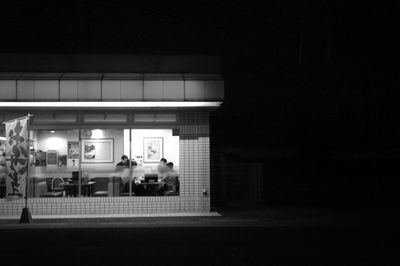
[25,127,179,198]
[81,128,125,197]
[29,129,80,198]
[126,129,180,196]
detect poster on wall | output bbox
[68,141,80,159]
[143,137,163,163]
[81,139,114,163]
[4,117,29,200]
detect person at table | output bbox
[116,155,137,168]
[157,158,168,180]
[157,162,179,195]
[116,155,137,193]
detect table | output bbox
[82,181,96,197]
[138,182,165,196]
[61,181,96,197]
[61,183,77,197]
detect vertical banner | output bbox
[5,117,29,200]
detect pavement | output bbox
[1,204,399,265]
[1,203,398,228]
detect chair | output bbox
[111,176,121,197]
[164,180,180,196]
[92,177,109,197]
[39,177,64,197]
[50,177,65,192]
[119,180,135,196]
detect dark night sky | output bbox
[1,1,398,199]
[0,2,396,136]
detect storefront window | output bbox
[81,128,125,197]
[29,129,80,198]
[26,127,179,198]
[128,129,180,196]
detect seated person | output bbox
[116,155,137,194]
[157,162,179,195]
[116,155,137,168]
[157,158,168,179]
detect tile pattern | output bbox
[0,196,208,216]
[0,212,220,220]
[179,110,210,212]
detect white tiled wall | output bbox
[0,110,211,217]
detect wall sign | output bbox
[143,137,163,163]
[81,138,114,163]
[67,141,80,159]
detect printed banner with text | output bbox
[5,117,28,200]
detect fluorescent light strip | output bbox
[0,101,222,108]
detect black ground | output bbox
[1,205,399,265]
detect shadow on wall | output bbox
[211,154,264,207]
[211,155,399,211]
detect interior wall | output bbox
[131,129,179,170]
[82,129,124,168]
[37,130,79,167]
[37,130,78,154]
[36,129,124,168]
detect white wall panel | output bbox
[205,80,224,100]
[134,113,155,122]
[34,80,59,100]
[60,80,78,100]
[185,80,205,100]
[104,113,127,122]
[17,80,34,100]
[102,80,121,100]
[121,80,142,100]
[163,80,184,100]
[84,113,104,122]
[155,113,177,122]
[78,80,101,100]
[32,112,54,122]
[144,80,163,100]
[55,113,77,122]
[0,80,16,100]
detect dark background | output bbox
[1,1,398,210]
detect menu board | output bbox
[46,150,58,166]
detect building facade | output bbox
[0,55,223,217]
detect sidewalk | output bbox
[2,204,400,265]
[1,203,398,229]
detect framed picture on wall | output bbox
[143,137,163,163]
[67,141,80,159]
[81,138,114,163]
